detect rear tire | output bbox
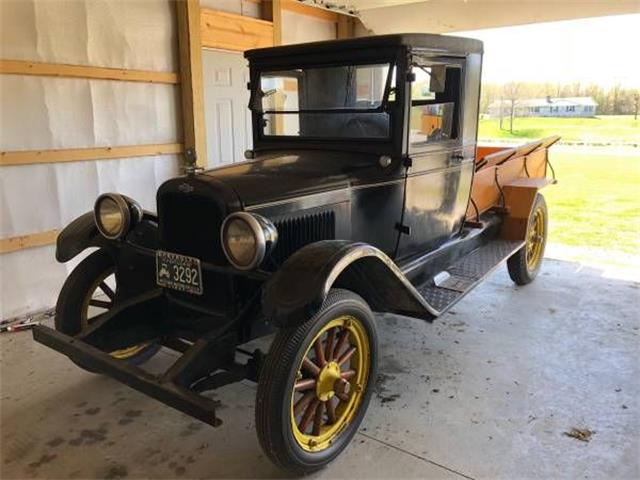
[55,249,159,371]
[507,194,548,285]
[256,289,378,474]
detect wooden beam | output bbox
[201,8,274,52]
[0,59,179,84]
[0,230,59,254]
[271,0,283,46]
[176,0,207,168]
[337,15,356,38]
[1,143,183,167]
[282,0,338,22]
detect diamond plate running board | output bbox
[416,239,524,314]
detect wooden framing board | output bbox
[262,0,283,45]
[0,230,59,254]
[337,15,356,38]
[282,0,338,22]
[0,59,179,84]
[201,8,274,52]
[177,0,208,167]
[1,143,183,167]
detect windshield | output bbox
[254,63,395,139]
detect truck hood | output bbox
[203,150,395,208]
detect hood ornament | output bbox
[183,147,204,176]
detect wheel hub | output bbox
[316,361,341,401]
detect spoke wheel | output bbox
[79,267,148,360]
[507,194,548,285]
[256,289,378,473]
[525,207,545,271]
[55,249,158,370]
[291,315,370,452]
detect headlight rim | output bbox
[94,193,131,240]
[221,212,276,271]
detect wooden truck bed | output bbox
[468,135,560,239]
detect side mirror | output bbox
[430,65,446,93]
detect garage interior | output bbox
[1,0,638,478]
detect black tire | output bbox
[55,249,159,371]
[256,289,378,474]
[507,194,548,285]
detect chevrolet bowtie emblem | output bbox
[178,182,194,193]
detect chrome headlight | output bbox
[94,193,142,240]
[221,212,277,270]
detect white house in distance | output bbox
[488,96,598,118]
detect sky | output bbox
[455,14,640,88]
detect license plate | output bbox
[156,251,203,295]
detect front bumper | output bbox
[32,274,263,426]
[32,325,222,426]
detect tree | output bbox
[502,82,522,133]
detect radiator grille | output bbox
[158,192,226,264]
[271,210,335,265]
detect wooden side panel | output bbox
[476,145,506,162]
[501,185,538,240]
[467,145,549,219]
[200,9,274,52]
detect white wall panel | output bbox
[0,76,95,151]
[0,0,180,318]
[0,76,180,151]
[0,0,177,72]
[282,11,336,45]
[0,245,69,319]
[0,155,180,239]
[199,0,261,18]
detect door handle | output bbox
[451,153,464,163]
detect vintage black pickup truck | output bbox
[33,34,558,473]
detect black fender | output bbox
[56,212,105,262]
[262,240,438,327]
[56,211,159,263]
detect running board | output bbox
[416,239,524,315]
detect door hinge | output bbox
[395,222,411,235]
[402,156,413,168]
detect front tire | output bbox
[55,249,159,371]
[507,194,548,285]
[256,289,378,474]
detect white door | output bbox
[202,49,252,168]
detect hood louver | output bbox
[270,210,336,266]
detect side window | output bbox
[260,75,300,136]
[409,64,461,148]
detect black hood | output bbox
[202,150,397,208]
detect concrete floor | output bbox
[1,256,638,479]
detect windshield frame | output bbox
[247,46,407,155]
[253,61,396,116]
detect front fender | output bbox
[56,212,105,262]
[262,240,438,327]
[56,211,158,262]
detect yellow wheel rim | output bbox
[290,315,371,453]
[526,206,545,271]
[81,268,147,360]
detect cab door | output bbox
[396,56,476,260]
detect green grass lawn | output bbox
[544,150,640,255]
[478,115,640,144]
